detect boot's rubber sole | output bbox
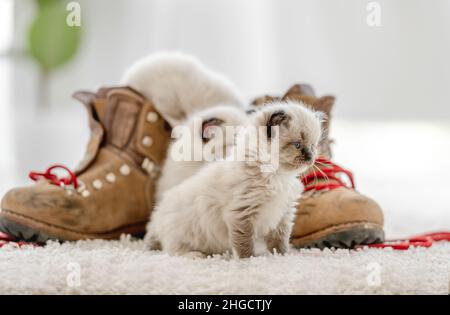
[0,209,147,242]
[291,222,385,249]
[0,216,55,243]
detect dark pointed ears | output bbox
[266,110,290,139]
[201,117,225,141]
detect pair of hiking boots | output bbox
[0,61,384,249]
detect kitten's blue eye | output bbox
[293,142,301,149]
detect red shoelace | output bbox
[361,232,450,250]
[301,157,355,192]
[29,164,79,189]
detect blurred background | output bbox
[0,0,449,237]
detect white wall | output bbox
[11,0,450,120]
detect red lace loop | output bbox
[363,231,450,250]
[29,165,79,189]
[301,157,355,192]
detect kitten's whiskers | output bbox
[312,163,330,183]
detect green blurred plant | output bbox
[28,0,81,107]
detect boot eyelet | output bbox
[120,164,131,176]
[92,179,103,190]
[142,136,153,147]
[146,112,158,123]
[82,190,91,198]
[106,173,116,183]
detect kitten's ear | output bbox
[266,110,289,139]
[202,117,224,141]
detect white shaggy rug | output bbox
[0,236,449,295]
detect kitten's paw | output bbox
[144,234,162,251]
[272,248,287,255]
[232,250,255,259]
[269,244,289,255]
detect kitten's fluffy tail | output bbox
[121,52,244,126]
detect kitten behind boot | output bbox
[122,52,244,126]
[145,102,323,258]
[155,105,249,202]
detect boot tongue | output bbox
[74,86,171,177]
[103,87,145,149]
[282,84,316,98]
[73,90,106,174]
[281,84,334,122]
[73,90,108,126]
[72,86,149,174]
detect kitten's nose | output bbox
[301,147,313,162]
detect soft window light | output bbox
[0,0,13,53]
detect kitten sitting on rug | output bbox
[155,105,249,202]
[145,102,323,258]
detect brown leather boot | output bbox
[252,84,385,249]
[0,87,171,241]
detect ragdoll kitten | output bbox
[121,52,244,126]
[145,101,323,258]
[155,105,249,202]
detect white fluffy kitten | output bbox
[155,105,249,202]
[145,101,323,259]
[121,52,244,126]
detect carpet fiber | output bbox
[0,235,449,294]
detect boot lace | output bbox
[362,231,450,250]
[29,165,79,189]
[301,157,355,192]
